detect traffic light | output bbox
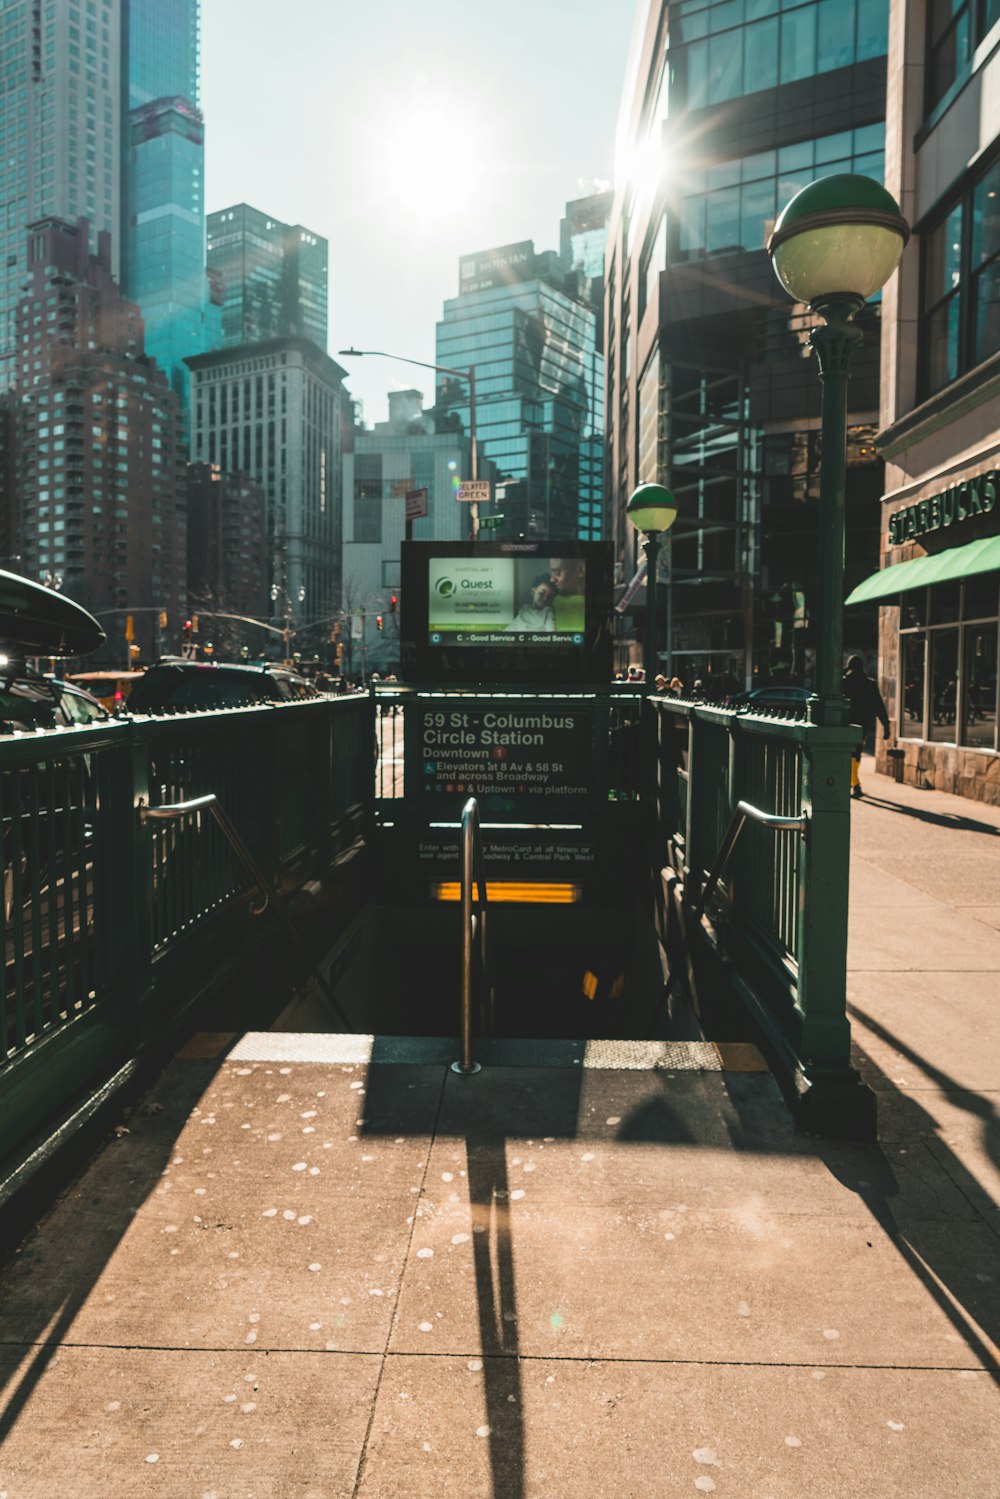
[390,594,397,614]
[159,610,168,629]
[183,619,192,636]
[376,614,383,632]
[129,642,140,660]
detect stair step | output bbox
[223,1032,768,1072]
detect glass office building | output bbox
[606,0,889,683]
[122,0,217,415]
[126,95,219,412]
[207,205,328,353]
[125,0,198,108]
[436,239,604,541]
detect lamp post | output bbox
[339,347,479,538]
[626,482,678,686]
[766,173,909,725]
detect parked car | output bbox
[123,660,317,714]
[67,669,145,711]
[267,667,321,701]
[733,684,812,714]
[0,671,110,732]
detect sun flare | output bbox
[371,104,489,227]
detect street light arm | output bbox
[339,345,480,537]
[338,348,473,383]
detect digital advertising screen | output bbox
[426,554,587,647]
[401,540,612,685]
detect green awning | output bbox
[845,534,1000,605]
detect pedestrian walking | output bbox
[842,655,891,799]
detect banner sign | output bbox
[615,558,647,614]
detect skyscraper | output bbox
[186,461,268,624]
[436,238,604,541]
[124,0,198,108]
[121,0,218,411]
[3,216,185,654]
[186,338,348,632]
[0,0,123,390]
[207,205,328,352]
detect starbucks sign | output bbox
[888,470,997,546]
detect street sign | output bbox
[479,513,505,530]
[615,558,648,614]
[456,480,491,503]
[406,487,429,520]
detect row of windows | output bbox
[672,0,888,110]
[921,151,1000,397]
[927,0,1000,114]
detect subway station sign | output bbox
[409,703,591,814]
[888,470,997,545]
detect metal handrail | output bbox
[139,793,351,1029]
[692,798,809,923]
[451,796,489,1075]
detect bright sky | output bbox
[201,0,637,425]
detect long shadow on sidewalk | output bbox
[855,792,1000,836]
[3,1036,998,1498]
[359,1051,1000,1498]
[0,1057,224,1452]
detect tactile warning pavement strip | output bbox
[223,1033,767,1071]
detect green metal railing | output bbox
[0,694,372,1167]
[651,695,872,1135]
[0,680,871,1161]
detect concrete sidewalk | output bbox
[0,758,997,1497]
[847,752,1000,1222]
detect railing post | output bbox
[684,710,699,896]
[795,720,876,1135]
[107,723,154,1044]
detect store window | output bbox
[897,578,1000,748]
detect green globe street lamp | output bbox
[767,174,908,724]
[626,482,678,686]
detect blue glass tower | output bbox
[436,241,604,541]
[122,0,218,415]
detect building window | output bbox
[637,349,662,485]
[678,125,884,260]
[354,453,382,543]
[639,213,667,322]
[673,0,888,112]
[920,153,1000,397]
[898,578,999,748]
[927,0,1000,114]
